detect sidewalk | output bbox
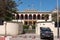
[54,36,59,40]
[0,35,60,40]
[5,35,60,40]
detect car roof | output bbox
[40,27,51,30]
[40,27,50,29]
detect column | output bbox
[49,14,52,21]
[15,14,17,20]
[40,14,42,20]
[27,14,29,25]
[19,14,21,19]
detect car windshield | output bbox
[40,27,51,32]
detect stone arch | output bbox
[25,14,28,19]
[42,14,45,19]
[16,14,19,19]
[29,14,32,19]
[21,14,24,19]
[37,14,40,19]
[33,14,36,19]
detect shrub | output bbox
[23,25,29,29]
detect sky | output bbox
[15,0,60,11]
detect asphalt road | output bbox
[9,34,59,40]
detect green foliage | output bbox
[32,25,35,29]
[23,25,36,29]
[23,25,29,29]
[23,25,35,33]
[0,0,22,21]
[4,13,13,21]
[52,13,57,22]
[44,14,49,21]
[42,14,49,21]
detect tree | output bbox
[41,14,49,21]
[0,0,22,21]
[52,13,57,22]
[44,14,49,21]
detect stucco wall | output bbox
[36,22,58,37]
[0,22,23,36]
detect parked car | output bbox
[40,27,54,40]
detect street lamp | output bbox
[57,0,59,38]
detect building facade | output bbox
[12,10,52,25]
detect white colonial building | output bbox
[12,10,60,37]
[0,10,59,36]
[12,10,52,25]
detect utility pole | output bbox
[57,0,59,38]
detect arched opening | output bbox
[33,14,36,19]
[37,14,40,19]
[24,21,28,25]
[42,14,45,20]
[25,14,28,19]
[29,21,32,25]
[21,14,24,19]
[16,14,19,19]
[33,21,36,25]
[29,14,32,19]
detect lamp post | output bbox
[57,0,59,38]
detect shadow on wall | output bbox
[55,22,60,27]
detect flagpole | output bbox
[57,0,59,38]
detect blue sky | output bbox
[15,0,60,11]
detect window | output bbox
[25,14,28,19]
[37,14,40,19]
[29,14,32,19]
[21,14,24,19]
[42,14,45,19]
[16,14,19,19]
[29,21,32,25]
[33,14,36,19]
[33,21,36,25]
[25,21,28,25]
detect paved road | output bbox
[9,34,59,40]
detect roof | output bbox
[36,21,55,23]
[17,10,52,14]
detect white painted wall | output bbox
[12,20,24,24]
[36,22,58,37]
[0,25,5,35]
[59,28,60,37]
[0,22,23,36]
